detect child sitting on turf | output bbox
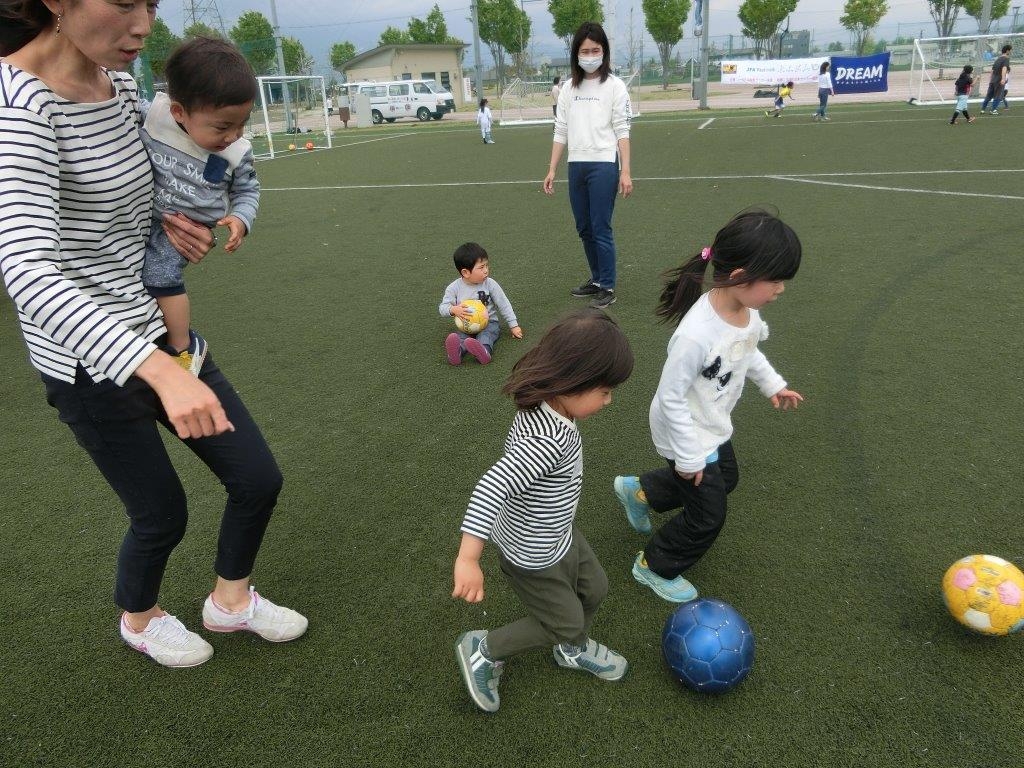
[950,66,976,124]
[453,309,634,713]
[439,243,523,365]
[614,210,804,603]
[765,81,794,118]
[140,37,261,374]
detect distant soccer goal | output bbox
[908,33,1022,106]
[252,75,332,160]
[498,71,642,126]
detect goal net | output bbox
[908,33,1022,106]
[252,76,333,160]
[498,71,642,126]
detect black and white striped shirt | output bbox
[0,64,163,385]
[461,402,583,569]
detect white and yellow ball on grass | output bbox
[454,299,489,335]
[942,554,1024,636]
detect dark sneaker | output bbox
[570,281,602,298]
[632,552,698,603]
[170,330,208,376]
[445,333,463,365]
[463,337,491,365]
[455,630,504,713]
[614,475,652,534]
[590,288,616,309]
[553,638,628,681]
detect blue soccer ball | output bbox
[661,598,755,693]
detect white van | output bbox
[347,79,456,124]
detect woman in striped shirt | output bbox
[0,0,305,667]
[452,309,634,713]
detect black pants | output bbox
[639,441,739,579]
[42,354,282,612]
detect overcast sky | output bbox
[158,0,1009,74]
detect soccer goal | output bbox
[497,72,642,126]
[252,75,333,160]
[908,32,1022,105]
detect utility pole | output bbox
[268,0,293,132]
[980,0,994,33]
[697,0,710,108]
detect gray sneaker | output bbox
[570,281,602,298]
[590,288,616,309]
[455,630,504,713]
[552,638,628,681]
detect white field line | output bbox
[698,118,715,130]
[768,175,1024,201]
[261,168,1024,193]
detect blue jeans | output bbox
[981,82,1002,110]
[816,88,830,116]
[567,160,619,290]
[454,318,500,354]
[42,353,282,612]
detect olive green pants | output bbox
[486,528,609,660]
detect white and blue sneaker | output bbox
[614,476,652,534]
[552,638,628,681]
[455,630,504,713]
[632,552,698,603]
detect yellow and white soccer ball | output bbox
[454,299,489,335]
[942,554,1024,636]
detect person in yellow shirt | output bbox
[765,81,795,118]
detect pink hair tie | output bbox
[700,247,713,262]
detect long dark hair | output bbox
[657,209,802,326]
[503,309,633,409]
[0,0,50,56]
[569,21,611,88]
[819,60,830,74]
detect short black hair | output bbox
[165,37,257,112]
[454,242,488,273]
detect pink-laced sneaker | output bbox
[445,332,463,365]
[202,586,308,642]
[463,337,491,365]
[120,613,213,668]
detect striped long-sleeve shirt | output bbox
[0,64,163,385]
[460,402,583,569]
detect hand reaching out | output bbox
[216,215,247,252]
[771,388,804,411]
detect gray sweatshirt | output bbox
[438,277,519,328]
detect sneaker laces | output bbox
[143,614,192,646]
[243,588,289,623]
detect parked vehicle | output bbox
[346,80,456,124]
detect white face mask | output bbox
[578,57,603,73]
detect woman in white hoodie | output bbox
[543,22,632,309]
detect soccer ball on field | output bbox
[454,299,489,335]
[662,598,755,693]
[942,554,1024,636]
[305,141,315,150]
[288,143,296,151]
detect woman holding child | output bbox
[0,0,305,667]
[543,21,633,310]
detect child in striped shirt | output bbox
[452,309,634,713]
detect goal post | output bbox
[252,75,332,160]
[908,32,1022,106]
[497,71,642,126]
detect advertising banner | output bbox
[720,57,828,85]
[830,52,891,93]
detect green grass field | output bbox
[2,102,1023,767]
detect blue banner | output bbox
[830,52,891,94]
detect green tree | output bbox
[142,17,180,79]
[927,0,963,38]
[827,40,844,51]
[409,4,449,43]
[961,0,1011,32]
[738,0,798,59]
[379,25,412,45]
[478,0,530,89]
[183,22,222,40]
[230,11,276,75]
[841,0,888,55]
[281,36,313,75]
[330,41,357,76]
[642,0,690,89]
[548,0,605,55]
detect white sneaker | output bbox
[120,613,214,668]
[202,586,308,642]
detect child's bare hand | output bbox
[676,468,704,487]
[216,215,247,252]
[510,326,523,339]
[453,558,485,603]
[770,388,804,410]
[451,304,472,320]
